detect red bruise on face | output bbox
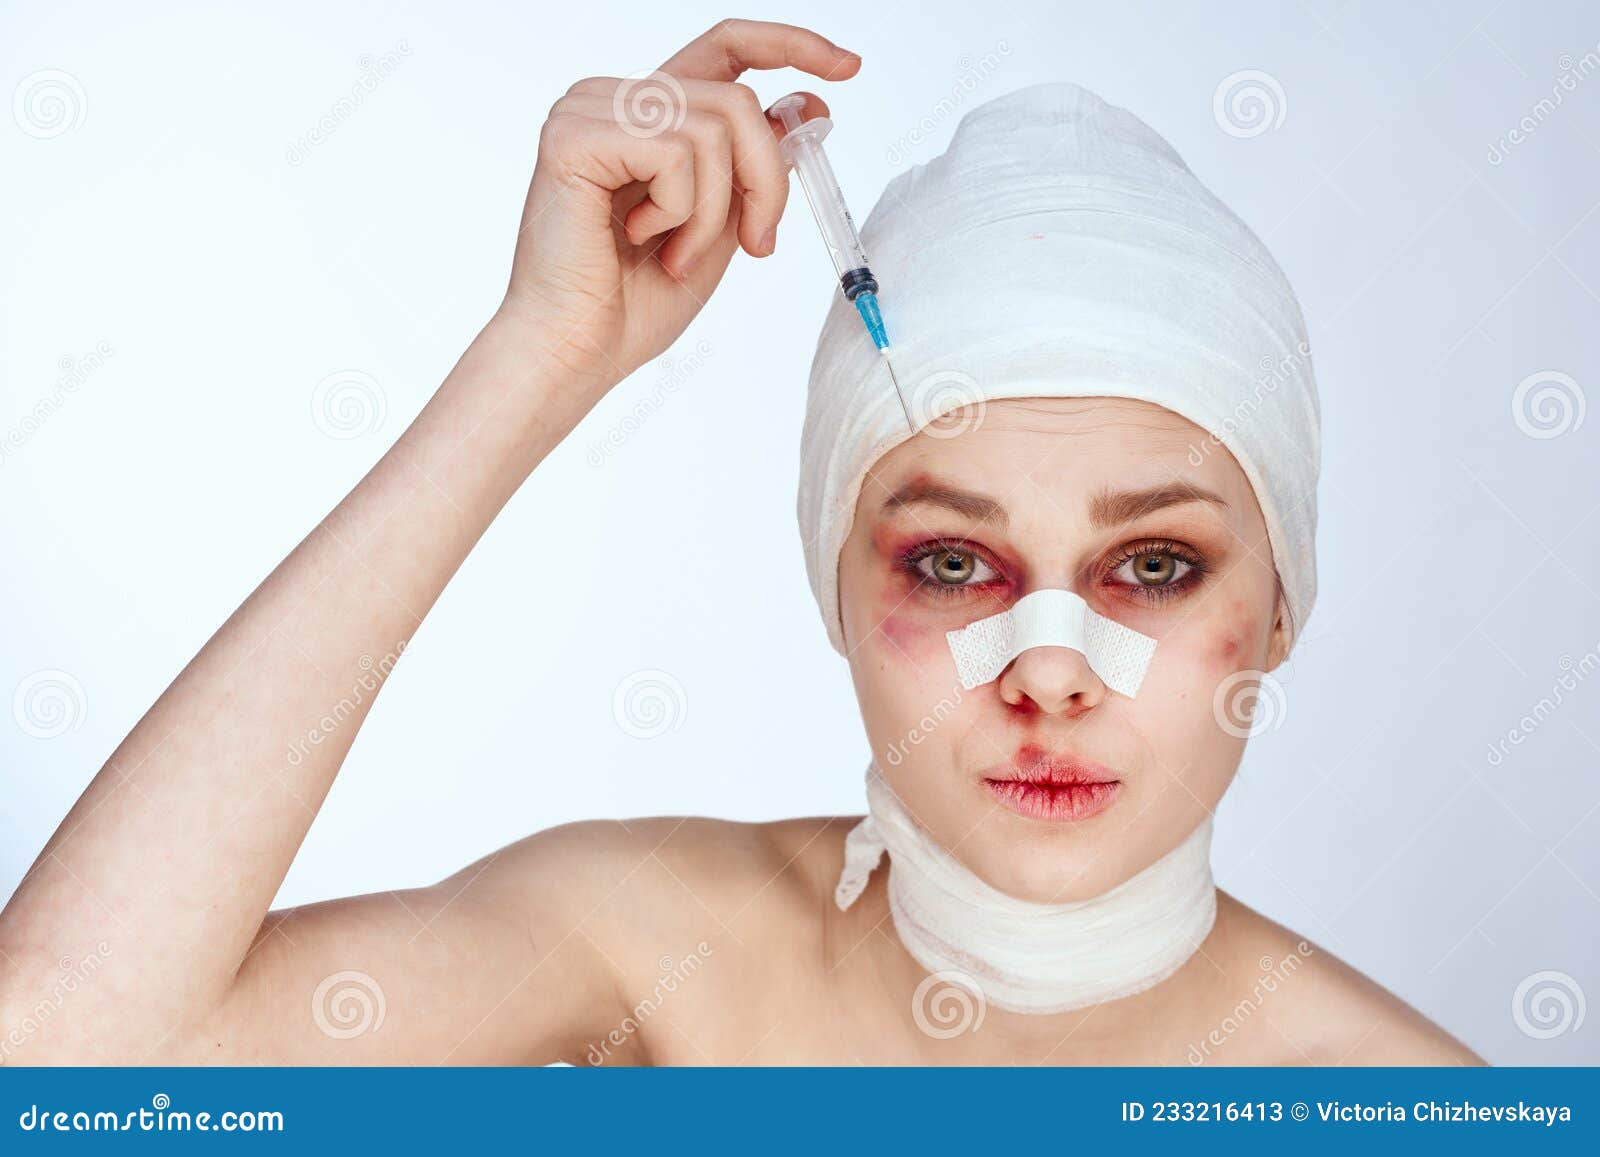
[859,525,926,657]
[870,607,928,659]
[1209,598,1259,672]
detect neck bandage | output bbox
[836,764,1218,1014]
[946,588,1157,695]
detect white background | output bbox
[3,0,1597,1064]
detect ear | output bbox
[1263,588,1293,672]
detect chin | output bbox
[962,828,1129,905]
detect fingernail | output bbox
[760,226,777,255]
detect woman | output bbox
[0,19,1483,1066]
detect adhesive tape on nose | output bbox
[945,588,1158,696]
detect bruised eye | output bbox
[1105,540,1208,605]
[900,542,1003,598]
[1121,551,1188,587]
[919,547,997,586]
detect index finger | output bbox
[659,18,861,83]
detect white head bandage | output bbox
[946,588,1157,695]
[797,81,1321,654]
[836,764,1217,1014]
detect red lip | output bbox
[981,743,1123,822]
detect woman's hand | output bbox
[497,19,861,393]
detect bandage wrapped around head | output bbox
[796,81,1322,654]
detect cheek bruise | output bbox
[1209,599,1259,672]
[1212,632,1242,670]
[864,526,952,663]
[863,525,928,652]
[872,609,933,658]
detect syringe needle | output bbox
[881,348,916,431]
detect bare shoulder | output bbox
[471,813,853,1064]
[1213,891,1487,1066]
[481,812,852,971]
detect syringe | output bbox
[770,93,915,429]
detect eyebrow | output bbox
[879,478,1228,530]
[1087,480,1229,528]
[880,480,1009,525]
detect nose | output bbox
[997,644,1108,716]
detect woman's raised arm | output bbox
[0,18,860,1064]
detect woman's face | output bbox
[837,396,1290,904]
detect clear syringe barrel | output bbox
[769,94,872,291]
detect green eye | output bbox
[1107,539,1208,605]
[928,548,977,584]
[1128,552,1180,586]
[904,542,1001,597]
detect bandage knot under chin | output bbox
[944,588,1157,697]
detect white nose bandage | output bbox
[946,589,1158,696]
